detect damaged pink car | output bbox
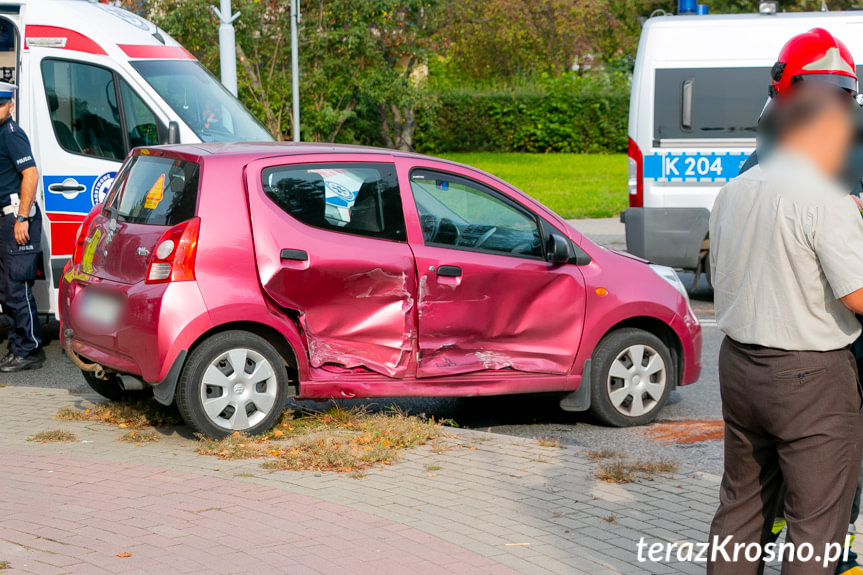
[59,143,701,438]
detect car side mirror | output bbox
[546,233,571,264]
[167,121,181,145]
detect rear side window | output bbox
[107,155,199,226]
[262,163,406,242]
[653,67,769,141]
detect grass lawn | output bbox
[438,153,626,220]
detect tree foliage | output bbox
[148,0,439,147]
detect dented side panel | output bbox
[412,245,587,378]
[244,157,417,379]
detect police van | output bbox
[623,11,863,284]
[0,0,272,315]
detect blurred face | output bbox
[777,83,855,178]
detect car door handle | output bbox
[437,265,462,277]
[280,249,309,262]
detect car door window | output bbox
[410,169,542,258]
[261,163,406,242]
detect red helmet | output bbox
[771,28,857,97]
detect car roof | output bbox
[152,141,434,162]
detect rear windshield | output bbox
[653,67,768,141]
[107,155,199,226]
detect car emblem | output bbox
[136,247,150,257]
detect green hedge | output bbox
[414,74,629,154]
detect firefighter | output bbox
[0,81,44,372]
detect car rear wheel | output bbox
[589,328,673,427]
[176,331,288,439]
[81,370,152,402]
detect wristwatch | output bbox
[15,215,26,223]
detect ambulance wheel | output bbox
[81,370,152,403]
[175,331,288,439]
[589,328,673,427]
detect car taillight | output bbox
[628,137,644,208]
[145,217,200,284]
[71,210,99,265]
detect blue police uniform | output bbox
[0,85,42,361]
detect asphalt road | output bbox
[6,218,725,474]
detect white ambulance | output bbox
[0,0,272,314]
[623,11,863,283]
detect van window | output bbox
[108,155,199,226]
[262,163,406,241]
[131,60,272,143]
[654,68,768,141]
[119,79,160,148]
[42,60,125,160]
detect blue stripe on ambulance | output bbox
[643,153,751,182]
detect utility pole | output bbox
[290,0,301,141]
[212,0,241,96]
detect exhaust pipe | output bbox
[117,374,145,391]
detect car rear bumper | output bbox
[623,207,710,270]
[60,276,211,383]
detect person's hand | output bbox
[852,195,863,211]
[14,220,29,245]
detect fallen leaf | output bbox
[505,543,530,547]
[118,423,128,429]
[116,552,132,558]
[135,443,142,447]
[427,473,437,477]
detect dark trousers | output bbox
[708,337,863,575]
[0,207,41,356]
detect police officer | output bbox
[0,81,44,372]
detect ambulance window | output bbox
[654,67,768,141]
[131,60,272,143]
[119,79,160,148]
[0,19,16,84]
[42,60,125,160]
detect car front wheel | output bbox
[589,328,673,427]
[175,331,289,439]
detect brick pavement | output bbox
[0,386,833,574]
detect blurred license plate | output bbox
[80,291,122,327]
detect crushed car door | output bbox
[406,166,586,378]
[245,157,416,378]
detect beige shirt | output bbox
[709,150,863,351]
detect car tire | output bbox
[175,331,289,439]
[589,328,673,427]
[81,370,152,402]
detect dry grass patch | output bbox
[536,436,562,448]
[596,457,679,483]
[29,429,78,443]
[55,400,182,430]
[197,432,272,460]
[0,560,10,571]
[584,449,625,461]
[193,404,449,473]
[262,405,446,472]
[118,430,159,444]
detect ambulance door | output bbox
[34,56,169,313]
